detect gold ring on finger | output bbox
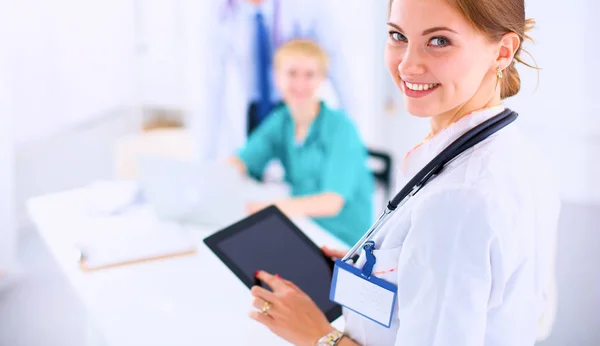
[261,301,272,314]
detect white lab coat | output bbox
[342,107,561,346]
[193,0,354,160]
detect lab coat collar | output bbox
[402,105,506,178]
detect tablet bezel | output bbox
[203,205,342,322]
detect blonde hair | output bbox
[273,39,329,74]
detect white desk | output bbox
[27,183,347,346]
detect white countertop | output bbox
[27,182,347,346]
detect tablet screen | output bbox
[204,206,342,322]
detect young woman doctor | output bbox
[248,0,561,345]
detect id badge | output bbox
[329,241,398,328]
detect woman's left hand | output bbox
[250,271,335,346]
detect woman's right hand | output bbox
[321,246,348,260]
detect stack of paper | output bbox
[76,213,196,271]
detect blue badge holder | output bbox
[329,241,398,328]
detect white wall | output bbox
[136,0,187,109]
[7,0,138,233]
[335,1,380,147]
[11,0,136,146]
[0,2,17,271]
[503,0,598,205]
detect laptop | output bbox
[137,155,252,227]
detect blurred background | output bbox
[0,0,598,345]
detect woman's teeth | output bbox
[405,82,439,91]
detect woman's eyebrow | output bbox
[387,22,458,35]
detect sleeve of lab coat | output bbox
[394,186,501,346]
[311,0,356,117]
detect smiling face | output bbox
[274,54,324,108]
[384,0,508,118]
[273,40,328,112]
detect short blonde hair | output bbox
[273,39,329,74]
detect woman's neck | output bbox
[430,78,502,136]
[291,101,321,140]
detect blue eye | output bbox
[389,31,407,42]
[429,37,451,47]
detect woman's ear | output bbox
[496,32,520,70]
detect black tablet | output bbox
[203,205,342,322]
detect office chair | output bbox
[367,149,393,207]
[246,101,286,136]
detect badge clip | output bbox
[360,241,376,278]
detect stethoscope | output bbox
[342,108,519,263]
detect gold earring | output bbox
[496,68,503,79]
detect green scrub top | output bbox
[238,101,374,246]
